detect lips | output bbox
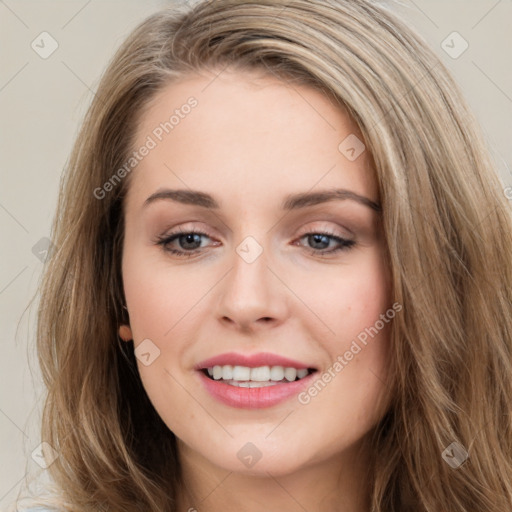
[196,368,317,409]
[194,352,317,370]
[194,352,319,409]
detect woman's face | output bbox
[121,69,393,477]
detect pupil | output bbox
[310,234,329,249]
[181,233,200,249]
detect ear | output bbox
[119,324,133,341]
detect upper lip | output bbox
[195,352,316,370]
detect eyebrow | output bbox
[143,188,381,212]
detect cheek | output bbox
[121,247,198,422]
[304,249,393,402]
[346,265,390,334]
[295,254,393,451]
[122,245,199,339]
[295,250,391,343]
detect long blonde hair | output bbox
[19,0,512,510]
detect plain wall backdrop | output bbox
[1,0,511,509]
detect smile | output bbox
[204,364,314,386]
[197,365,318,409]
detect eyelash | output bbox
[155,228,356,258]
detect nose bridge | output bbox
[228,235,272,305]
[216,234,287,328]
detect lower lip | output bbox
[197,370,316,409]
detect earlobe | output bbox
[119,324,133,341]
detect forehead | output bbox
[126,69,377,211]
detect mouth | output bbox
[196,364,318,409]
[200,365,318,387]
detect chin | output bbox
[202,441,313,477]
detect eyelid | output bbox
[155,220,358,260]
[294,221,354,239]
[160,220,356,239]
[160,222,217,238]
[160,221,353,242]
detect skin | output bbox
[119,68,393,512]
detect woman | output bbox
[18,0,512,510]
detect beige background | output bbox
[0,0,511,509]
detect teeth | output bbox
[213,365,223,380]
[232,365,251,380]
[229,381,278,388]
[297,369,308,379]
[269,366,284,380]
[206,365,312,382]
[250,366,270,381]
[284,368,297,381]
[222,365,233,379]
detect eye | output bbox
[155,228,356,258]
[295,230,356,256]
[155,228,216,258]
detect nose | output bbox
[215,241,289,333]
